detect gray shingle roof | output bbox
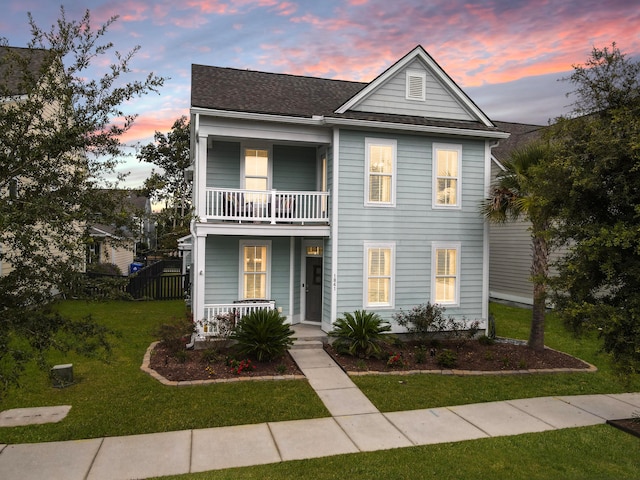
[492,121,546,162]
[191,65,365,117]
[191,64,504,134]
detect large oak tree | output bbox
[0,8,165,393]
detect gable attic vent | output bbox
[406,70,426,101]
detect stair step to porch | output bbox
[290,339,324,350]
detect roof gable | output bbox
[335,46,494,127]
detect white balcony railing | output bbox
[204,188,329,224]
[198,301,276,339]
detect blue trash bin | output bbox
[129,262,144,274]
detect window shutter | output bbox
[406,71,425,101]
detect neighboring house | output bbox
[87,224,136,275]
[87,190,155,274]
[488,121,567,305]
[0,46,74,279]
[188,45,509,338]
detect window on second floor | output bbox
[433,143,462,208]
[364,242,395,308]
[365,138,396,206]
[244,148,269,191]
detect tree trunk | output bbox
[529,229,549,351]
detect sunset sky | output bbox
[2,0,639,186]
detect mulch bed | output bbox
[149,343,303,381]
[607,418,640,438]
[323,338,593,373]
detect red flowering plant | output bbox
[387,352,405,368]
[227,358,256,375]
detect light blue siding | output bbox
[204,236,295,317]
[352,59,474,121]
[335,129,486,325]
[207,141,240,188]
[273,145,317,191]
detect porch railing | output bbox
[198,301,276,338]
[204,188,329,224]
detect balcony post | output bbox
[270,190,276,224]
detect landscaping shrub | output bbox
[329,310,392,359]
[231,309,294,362]
[436,349,458,368]
[155,316,194,360]
[393,302,449,343]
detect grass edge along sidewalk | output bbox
[1,300,639,444]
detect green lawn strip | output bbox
[0,300,328,444]
[152,425,640,480]
[352,302,640,412]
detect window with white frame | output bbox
[364,242,395,307]
[432,243,460,305]
[433,143,462,207]
[240,241,270,299]
[365,138,396,206]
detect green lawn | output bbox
[0,300,328,444]
[154,425,640,480]
[1,299,639,480]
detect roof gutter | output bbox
[324,117,510,139]
[190,107,510,139]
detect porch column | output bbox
[192,231,207,328]
[195,132,208,220]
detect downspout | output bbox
[186,113,200,350]
[483,139,500,333]
[330,127,339,331]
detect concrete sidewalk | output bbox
[1,338,640,480]
[2,393,639,480]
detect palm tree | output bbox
[483,141,556,351]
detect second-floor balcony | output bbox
[203,188,330,225]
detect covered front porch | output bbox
[191,235,328,339]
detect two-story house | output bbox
[188,45,509,339]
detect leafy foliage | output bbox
[231,309,294,362]
[329,310,392,359]
[138,116,192,234]
[548,43,640,373]
[0,7,165,396]
[393,302,448,343]
[482,141,560,351]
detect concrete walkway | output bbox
[1,326,640,479]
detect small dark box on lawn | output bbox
[51,364,74,388]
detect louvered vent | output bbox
[406,71,426,101]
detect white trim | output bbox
[431,242,461,307]
[330,128,340,329]
[289,236,295,323]
[238,240,272,300]
[432,143,462,209]
[406,69,426,101]
[191,107,510,140]
[241,143,272,190]
[335,46,495,127]
[326,117,509,139]
[363,242,396,309]
[364,137,397,207]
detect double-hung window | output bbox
[364,242,395,308]
[240,240,271,299]
[431,243,460,305]
[433,143,462,207]
[365,138,396,206]
[244,147,270,206]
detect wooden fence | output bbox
[80,260,189,300]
